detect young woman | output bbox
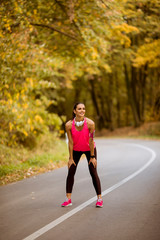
[61,102,103,208]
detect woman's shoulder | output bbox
[65,120,73,130]
[86,117,95,127]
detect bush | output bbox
[0,80,62,147]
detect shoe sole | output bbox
[96,205,103,208]
[61,203,72,207]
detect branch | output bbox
[54,0,84,40]
[30,22,78,40]
[99,0,111,9]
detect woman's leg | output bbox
[85,148,102,197]
[66,151,82,198]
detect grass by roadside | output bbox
[0,133,68,185]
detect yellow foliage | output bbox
[103,64,112,73]
[23,103,28,109]
[33,9,37,15]
[9,122,13,131]
[11,135,16,140]
[29,25,34,32]
[17,114,23,119]
[57,22,61,26]
[59,130,64,135]
[27,118,31,125]
[4,23,11,32]
[26,78,33,87]
[30,125,34,131]
[0,31,3,38]
[35,115,43,124]
[112,23,139,48]
[12,108,16,113]
[1,53,5,60]
[133,39,160,67]
[22,130,28,137]
[16,93,19,100]
[124,35,131,48]
[113,23,139,34]
[91,48,98,60]
[20,89,25,95]
[5,92,11,99]
[80,51,85,57]
[35,99,42,106]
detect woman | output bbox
[61,102,103,208]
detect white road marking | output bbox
[23,143,156,240]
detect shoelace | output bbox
[97,198,102,202]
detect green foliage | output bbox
[0,0,160,148]
[0,1,66,147]
[0,0,160,185]
[0,78,62,146]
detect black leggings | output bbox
[66,148,101,195]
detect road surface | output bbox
[0,139,160,240]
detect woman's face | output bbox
[74,104,85,118]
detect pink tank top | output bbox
[71,118,96,151]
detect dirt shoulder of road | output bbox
[95,122,160,141]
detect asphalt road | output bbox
[0,139,160,240]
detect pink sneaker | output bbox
[61,198,72,207]
[96,198,103,208]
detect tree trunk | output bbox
[124,63,141,127]
[104,74,114,131]
[115,71,121,127]
[131,66,140,120]
[148,69,154,108]
[73,79,82,102]
[89,77,105,129]
[140,64,148,122]
[125,104,130,126]
[98,81,110,127]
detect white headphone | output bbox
[74,118,84,127]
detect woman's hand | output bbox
[68,158,76,169]
[89,157,97,168]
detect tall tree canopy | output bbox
[0,0,160,146]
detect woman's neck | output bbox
[75,116,84,121]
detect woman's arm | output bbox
[65,121,76,168]
[87,119,97,168]
[89,122,95,156]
